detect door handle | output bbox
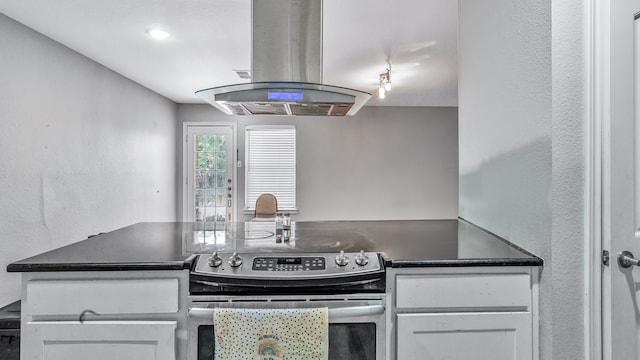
[188,305,385,320]
[618,250,640,268]
[328,304,385,318]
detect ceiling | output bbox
[0,0,458,107]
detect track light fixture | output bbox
[378,62,392,99]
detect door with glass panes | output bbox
[184,124,235,224]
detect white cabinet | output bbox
[397,312,531,360]
[389,267,539,360]
[20,271,188,360]
[23,321,176,360]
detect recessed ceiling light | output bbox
[145,28,170,40]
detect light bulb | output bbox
[378,87,386,99]
[384,81,392,91]
[146,28,170,40]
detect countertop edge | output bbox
[388,257,543,268]
[6,261,191,273]
[7,256,543,272]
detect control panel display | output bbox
[267,91,304,101]
[278,257,302,265]
[253,256,325,271]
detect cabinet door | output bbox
[397,313,531,360]
[23,321,176,360]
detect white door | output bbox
[23,321,176,360]
[183,124,236,223]
[396,312,531,360]
[601,1,640,359]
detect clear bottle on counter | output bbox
[283,213,291,230]
[275,212,283,242]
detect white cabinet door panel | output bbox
[25,278,179,316]
[23,321,176,360]
[397,312,531,360]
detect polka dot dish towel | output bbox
[213,307,329,360]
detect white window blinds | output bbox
[245,126,296,210]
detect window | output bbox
[245,126,296,211]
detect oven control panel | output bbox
[252,256,326,271]
[191,252,382,279]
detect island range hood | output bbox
[195,0,371,116]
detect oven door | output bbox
[187,296,385,360]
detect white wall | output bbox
[459,0,587,359]
[458,0,554,359]
[550,0,586,358]
[0,14,179,305]
[458,0,552,248]
[178,105,458,221]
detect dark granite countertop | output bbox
[6,219,542,272]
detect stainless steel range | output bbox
[187,250,386,360]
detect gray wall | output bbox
[178,105,459,222]
[0,14,179,306]
[459,0,586,359]
[550,0,586,358]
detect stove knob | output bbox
[207,252,223,267]
[228,252,243,267]
[355,250,369,266]
[335,251,349,266]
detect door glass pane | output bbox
[217,189,226,207]
[215,135,226,152]
[196,171,205,188]
[216,172,226,188]
[194,134,228,223]
[195,190,204,207]
[205,206,216,222]
[195,207,204,222]
[205,190,215,206]
[216,152,226,170]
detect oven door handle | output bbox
[188,304,385,320]
[328,304,385,319]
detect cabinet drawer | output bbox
[395,273,531,310]
[25,278,179,316]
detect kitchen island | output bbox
[7,219,542,360]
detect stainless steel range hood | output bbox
[195,0,371,116]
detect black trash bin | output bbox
[0,301,20,360]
